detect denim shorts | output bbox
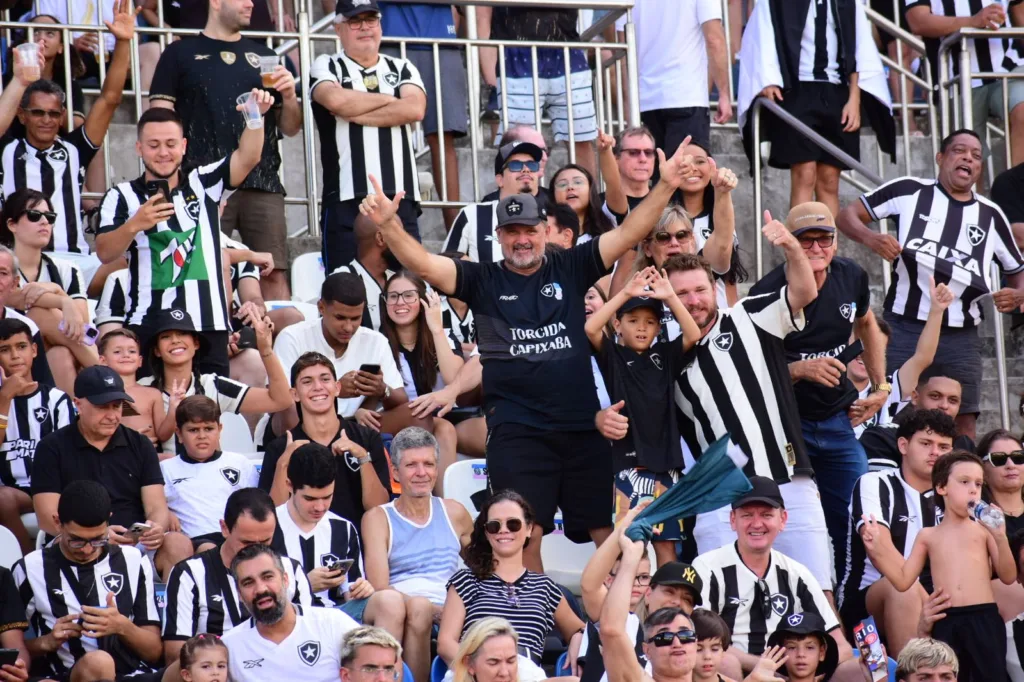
[339,597,369,622]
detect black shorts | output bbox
[485,422,613,543]
[190,531,226,552]
[768,81,860,170]
[931,603,1004,682]
[839,587,870,640]
[641,107,710,156]
[321,198,421,274]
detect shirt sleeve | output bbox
[242,458,260,488]
[397,56,426,94]
[0,567,27,633]
[30,435,62,495]
[696,0,723,23]
[131,549,161,627]
[149,44,181,104]
[162,562,198,639]
[97,186,130,235]
[353,424,392,494]
[195,157,235,201]
[57,259,87,301]
[273,330,303,386]
[443,207,474,258]
[855,265,871,318]
[11,559,34,623]
[95,270,127,326]
[859,178,921,223]
[792,561,840,632]
[210,374,251,415]
[259,436,286,491]
[989,205,1024,275]
[565,235,612,293]
[290,560,315,607]
[853,474,890,531]
[690,556,714,611]
[344,520,363,581]
[741,287,805,339]
[377,338,405,391]
[309,53,339,96]
[452,259,484,303]
[137,433,165,487]
[66,125,100,168]
[53,391,73,429]
[861,425,901,471]
[446,569,476,602]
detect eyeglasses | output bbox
[65,534,108,549]
[23,209,57,224]
[344,15,380,28]
[652,229,692,244]
[609,570,653,586]
[646,629,697,647]
[554,177,588,191]
[354,666,399,680]
[25,108,62,120]
[798,234,835,249]
[505,160,540,173]
[985,450,1024,466]
[621,148,656,159]
[385,290,419,305]
[485,518,524,534]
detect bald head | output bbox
[354,213,382,244]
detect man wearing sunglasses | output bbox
[443,140,546,264]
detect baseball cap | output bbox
[335,0,380,18]
[74,365,134,406]
[496,194,546,229]
[494,141,544,175]
[650,561,703,605]
[617,296,662,319]
[144,308,209,361]
[766,612,839,679]
[731,476,785,509]
[785,201,836,236]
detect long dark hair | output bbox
[977,429,1024,504]
[0,188,52,248]
[552,164,613,237]
[464,490,535,579]
[380,270,438,395]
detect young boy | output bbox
[0,318,72,552]
[585,265,700,567]
[98,328,173,453]
[161,395,259,552]
[692,609,737,682]
[862,450,1015,682]
[765,612,839,682]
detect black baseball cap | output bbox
[496,194,546,229]
[494,141,544,175]
[336,0,380,18]
[650,561,703,606]
[74,365,134,405]
[617,296,662,319]
[766,612,838,679]
[144,308,209,361]
[731,476,785,509]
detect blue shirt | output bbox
[379,2,455,46]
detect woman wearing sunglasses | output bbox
[978,428,1024,620]
[438,491,586,678]
[551,164,614,243]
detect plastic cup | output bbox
[16,43,40,80]
[236,92,262,129]
[259,56,281,88]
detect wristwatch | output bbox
[355,454,372,467]
[872,381,892,394]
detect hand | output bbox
[0,657,29,682]
[104,0,140,41]
[745,646,788,682]
[248,252,276,277]
[791,357,846,388]
[236,88,274,116]
[917,586,950,637]
[614,499,652,531]
[307,566,346,593]
[227,332,242,357]
[973,3,1005,29]
[12,46,43,87]
[568,629,584,676]
[848,389,887,427]
[992,287,1024,313]
[347,577,375,600]
[20,282,48,309]
[331,429,368,461]
[759,86,783,102]
[856,644,887,682]
[130,193,176,232]
[338,371,362,399]
[245,313,275,354]
[354,369,385,398]
[709,158,738,195]
[359,175,406,226]
[167,511,182,533]
[107,524,135,546]
[277,13,296,32]
[761,210,799,252]
[47,613,83,652]
[656,136,695,190]
[73,33,99,54]
[271,65,297,99]
[648,269,676,302]
[859,514,883,553]
[60,299,86,343]
[409,385,458,418]
[595,401,628,440]
[80,591,129,638]
[841,92,861,132]
[615,530,645,559]
[235,300,269,325]
[0,366,37,402]
[623,268,655,298]
[423,289,445,335]
[354,408,382,431]
[139,521,164,550]
[597,131,616,153]
[867,232,902,261]
[928,276,954,312]
[167,377,188,411]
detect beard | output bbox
[142,159,181,181]
[504,243,543,271]
[383,250,402,272]
[250,590,286,625]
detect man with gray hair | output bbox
[341,626,403,682]
[362,426,473,682]
[223,543,359,682]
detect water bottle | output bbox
[969,500,1005,529]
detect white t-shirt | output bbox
[274,321,403,417]
[223,605,358,682]
[615,0,722,111]
[161,451,259,538]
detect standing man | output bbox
[359,141,695,570]
[148,0,301,301]
[330,214,397,331]
[838,129,1024,440]
[749,202,888,576]
[310,0,426,273]
[95,98,273,378]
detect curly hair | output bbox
[464,490,535,579]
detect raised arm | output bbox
[269,63,302,137]
[861,515,928,592]
[580,501,650,621]
[585,269,652,349]
[761,211,817,313]
[229,89,274,188]
[0,49,41,136]
[599,132,628,218]
[348,83,426,128]
[424,290,465,384]
[848,309,888,426]
[897,278,952,391]
[235,314,292,414]
[651,269,700,350]
[600,534,650,682]
[704,159,738,274]
[984,511,1017,584]
[83,0,135,146]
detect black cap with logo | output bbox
[336,0,381,18]
[144,308,209,360]
[650,561,703,605]
[74,365,134,406]
[617,296,662,319]
[731,475,785,509]
[496,194,546,229]
[767,612,838,678]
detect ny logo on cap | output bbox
[104,376,115,386]
[787,613,804,627]
[682,567,697,583]
[506,199,523,216]
[170,309,185,321]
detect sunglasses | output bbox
[65,535,108,549]
[505,160,540,173]
[23,209,57,224]
[647,629,697,647]
[652,229,692,244]
[798,234,835,249]
[621,148,656,159]
[985,450,1024,466]
[25,108,63,120]
[484,518,524,534]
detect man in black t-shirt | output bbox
[359,144,695,570]
[149,0,302,301]
[749,201,889,577]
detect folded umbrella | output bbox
[625,436,753,543]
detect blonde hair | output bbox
[634,205,695,273]
[340,626,403,668]
[452,618,520,682]
[896,638,958,680]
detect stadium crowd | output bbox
[1,0,1024,681]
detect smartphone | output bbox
[126,522,151,540]
[57,321,100,346]
[145,179,171,203]
[853,617,887,682]
[0,649,18,667]
[836,339,864,366]
[326,558,355,574]
[359,364,381,375]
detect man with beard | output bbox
[223,543,359,682]
[329,213,399,330]
[94,99,273,377]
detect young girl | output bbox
[179,633,229,682]
[99,328,173,453]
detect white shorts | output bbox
[497,71,598,142]
[694,475,833,589]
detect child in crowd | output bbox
[179,633,229,682]
[161,395,259,553]
[98,328,173,452]
[584,266,699,566]
[691,609,736,682]
[765,612,839,682]
[862,450,1015,682]
[0,317,72,552]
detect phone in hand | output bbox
[358,364,381,375]
[836,339,864,366]
[145,180,171,203]
[0,649,19,667]
[57,321,100,346]
[126,522,151,541]
[325,558,355,575]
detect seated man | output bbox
[161,487,313,664]
[340,627,404,682]
[13,480,162,682]
[30,365,193,581]
[361,426,474,682]
[260,351,392,528]
[0,317,73,553]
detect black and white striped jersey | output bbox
[692,543,839,655]
[0,128,99,254]
[310,51,424,204]
[162,546,313,640]
[272,502,363,608]
[0,385,73,490]
[860,177,1024,327]
[95,269,128,327]
[18,254,86,300]
[440,295,475,347]
[799,0,841,84]
[443,202,501,263]
[13,544,160,677]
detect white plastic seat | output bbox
[266,300,319,321]
[0,525,22,569]
[290,252,326,304]
[442,459,488,518]
[220,412,256,455]
[21,513,38,540]
[540,513,596,597]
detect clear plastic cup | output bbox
[16,42,40,80]
[236,92,262,129]
[259,56,281,88]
